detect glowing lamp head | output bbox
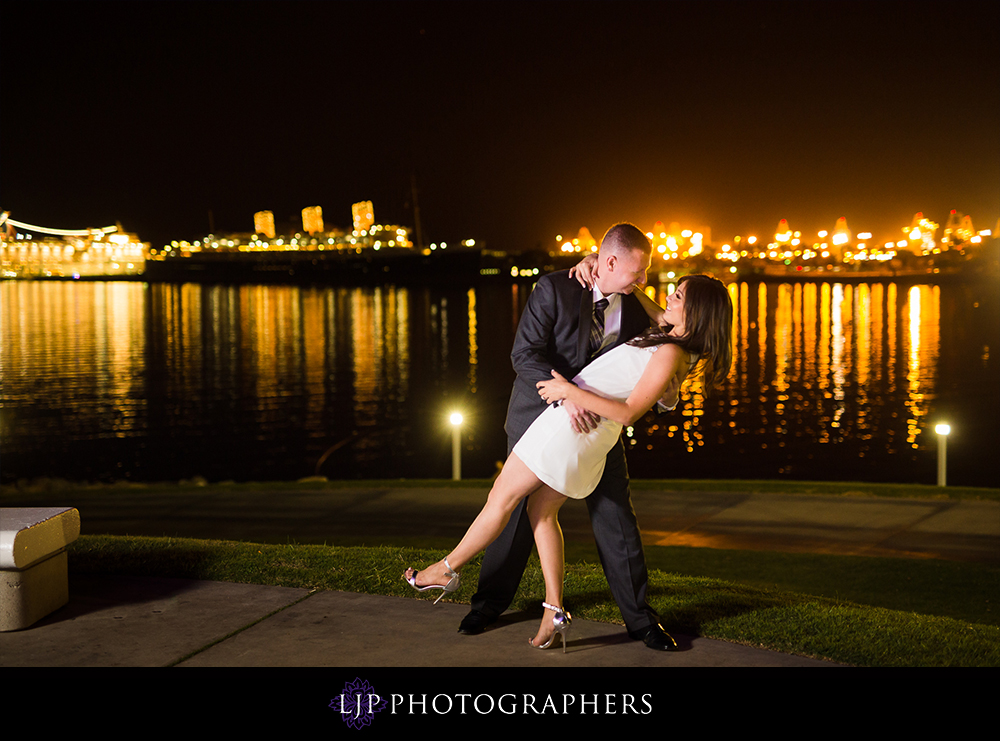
[935,424,951,436]
[450,412,464,426]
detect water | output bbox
[2,275,997,487]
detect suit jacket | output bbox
[504,270,652,448]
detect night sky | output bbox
[3,1,998,251]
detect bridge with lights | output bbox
[1,213,121,240]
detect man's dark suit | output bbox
[469,269,660,633]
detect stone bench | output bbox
[1,508,80,631]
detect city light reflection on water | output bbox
[644,280,946,475]
[1,275,996,487]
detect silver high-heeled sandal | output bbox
[529,601,572,653]
[403,558,461,605]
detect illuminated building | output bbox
[0,213,147,278]
[558,227,598,253]
[825,217,850,260]
[904,213,939,255]
[647,221,681,258]
[302,206,324,235]
[647,221,668,256]
[362,223,413,250]
[667,222,683,250]
[254,211,276,239]
[942,210,974,246]
[775,219,793,245]
[688,231,704,256]
[644,221,711,260]
[575,227,597,252]
[352,201,374,234]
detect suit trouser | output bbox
[469,437,659,634]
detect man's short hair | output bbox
[600,223,651,256]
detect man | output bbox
[458,222,678,651]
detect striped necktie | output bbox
[589,298,609,357]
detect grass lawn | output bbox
[574,542,999,627]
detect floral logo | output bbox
[329,677,388,729]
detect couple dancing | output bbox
[404,223,733,652]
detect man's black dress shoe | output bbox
[458,609,497,635]
[629,623,679,651]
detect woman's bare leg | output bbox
[525,486,569,647]
[405,453,543,588]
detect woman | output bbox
[404,274,733,651]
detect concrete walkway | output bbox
[1,484,997,667]
[0,574,834,667]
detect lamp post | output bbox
[935,423,950,487]
[450,412,463,481]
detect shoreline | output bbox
[4,475,997,501]
[4,243,997,286]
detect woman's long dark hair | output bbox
[627,274,733,394]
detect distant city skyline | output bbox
[2,1,997,251]
[6,192,995,261]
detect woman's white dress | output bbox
[512,342,663,500]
